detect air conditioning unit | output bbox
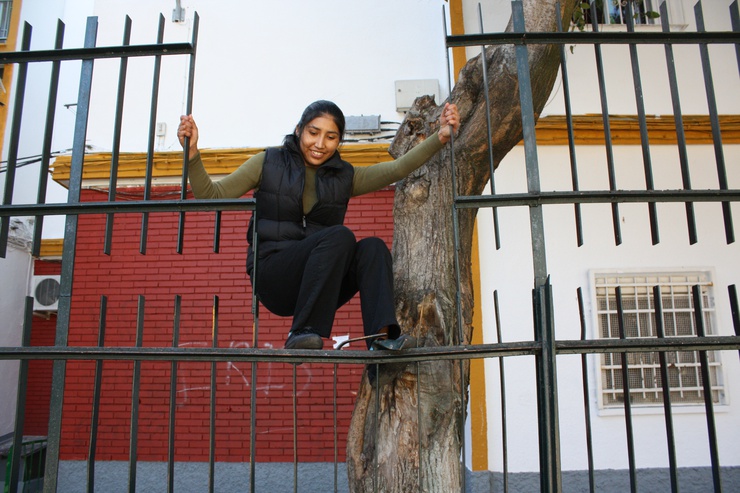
[32,275,61,311]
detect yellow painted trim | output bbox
[470,223,489,471]
[534,114,740,145]
[449,0,466,80]
[50,114,736,185]
[0,0,25,154]
[38,238,63,259]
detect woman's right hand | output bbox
[178,114,199,156]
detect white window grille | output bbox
[0,0,12,42]
[593,271,726,408]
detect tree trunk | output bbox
[346,1,578,491]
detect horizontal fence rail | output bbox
[445,30,740,47]
[0,198,255,217]
[0,42,195,64]
[2,336,740,363]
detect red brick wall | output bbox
[31,184,395,463]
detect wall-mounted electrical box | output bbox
[345,115,382,134]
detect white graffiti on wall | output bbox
[175,340,316,406]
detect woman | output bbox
[178,100,459,351]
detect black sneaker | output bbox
[371,333,417,351]
[284,327,323,350]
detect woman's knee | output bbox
[323,225,357,250]
[357,236,390,257]
[355,237,392,271]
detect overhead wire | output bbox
[0,147,87,173]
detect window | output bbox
[0,0,12,42]
[593,271,726,408]
[585,0,658,26]
[573,0,687,31]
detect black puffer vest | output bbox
[246,146,354,275]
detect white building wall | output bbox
[468,0,740,473]
[0,218,34,437]
[478,144,740,472]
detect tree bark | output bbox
[347,1,578,491]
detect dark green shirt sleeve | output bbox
[187,151,264,199]
[351,131,444,197]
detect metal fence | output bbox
[1,1,740,492]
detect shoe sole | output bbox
[285,334,324,350]
[372,335,417,351]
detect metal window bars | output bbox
[0,1,739,492]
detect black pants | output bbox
[253,225,400,342]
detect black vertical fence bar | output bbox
[167,295,182,493]
[208,295,219,493]
[732,1,740,73]
[477,3,501,250]
[511,2,559,488]
[139,14,165,255]
[44,17,98,493]
[32,20,65,257]
[493,290,509,493]
[555,2,584,247]
[416,361,423,491]
[652,286,679,493]
[532,280,560,493]
[625,1,660,245]
[588,0,622,246]
[660,2,698,245]
[442,7,467,490]
[730,285,740,360]
[249,215,259,493]
[177,12,200,254]
[691,284,723,492]
[0,22,31,259]
[213,210,221,252]
[128,295,146,492]
[576,288,595,493]
[103,16,132,256]
[333,361,339,493]
[292,365,298,493]
[614,287,637,493]
[537,277,563,492]
[249,357,258,493]
[7,297,34,493]
[87,295,108,493]
[373,366,380,493]
[511,0,547,286]
[695,1,735,245]
[525,15,554,493]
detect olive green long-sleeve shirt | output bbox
[187,132,444,214]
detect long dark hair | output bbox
[283,100,346,153]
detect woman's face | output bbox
[297,115,341,167]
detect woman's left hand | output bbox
[438,102,460,145]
